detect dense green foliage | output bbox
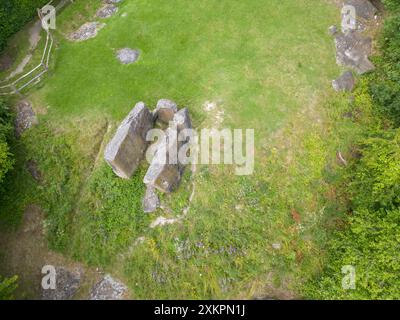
[0,99,14,188]
[0,275,18,300]
[370,1,400,125]
[305,2,400,299]
[0,0,49,52]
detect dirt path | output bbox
[0,205,101,299]
[4,21,43,82]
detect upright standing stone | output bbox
[143,127,182,193]
[173,108,192,132]
[104,102,153,179]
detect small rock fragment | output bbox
[332,71,355,92]
[154,99,178,124]
[328,25,338,36]
[143,185,160,213]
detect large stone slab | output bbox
[335,31,375,74]
[143,127,182,193]
[105,102,153,179]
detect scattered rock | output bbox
[15,100,38,137]
[68,22,105,42]
[104,102,154,179]
[89,275,127,300]
[42,267,82,300]
[328,25,338,36]
[143,185,160,213]
[332,71,355,92]
[143,127,182,193]
[26,160,42,182]
[335,31,375,74]
[150,216,180,228]
[272,243,282,250]
[116,48,140,64]
[96,4,118,19]
[154,99,178,124]
[105,0,123,3]
[344,0,377,21]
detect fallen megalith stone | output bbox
[143,104,193,194]
[42,267,82,300]
[143,185,160,213]
[154,99,178,124]
[68,22,105,42]
[143,127,182,193]
[335,31,375,74]
[332,71,355,92]
[15,100,38,137]
[89,275,127,300]
[116,48,140,64]
[104,102,154,179]
[96,4,118,19]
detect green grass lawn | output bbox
[0,0,359,299]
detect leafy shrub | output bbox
[348,129,400,211]
[0,0,49,52]
[304,207,400,299]
[369,5,400,125]
[0,275,18,300]
[0,99,14,187]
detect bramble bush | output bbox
[0,275,18,300]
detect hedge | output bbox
[0,0,49,53]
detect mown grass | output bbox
[0,0,360,299]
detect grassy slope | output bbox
[0,0,355,299]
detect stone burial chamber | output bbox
[104,99,192,213]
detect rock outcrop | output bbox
[104,102,154,179]
[42,267,82,300]
[68,22,105,42]
[15,100,38,137]
[89,275,127,300]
